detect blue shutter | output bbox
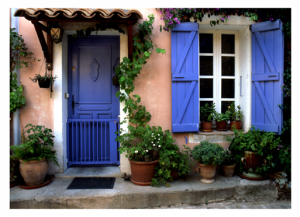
[251,20,284,134]
[171,23,199,133]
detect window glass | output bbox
[200,56,213,75]
[222,34,235,54]
[221,79,235,98]
[200,34,213,53]
[221,101,234,114]
[200,79,213,98]
[222,57,235,76]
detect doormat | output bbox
[67,177,115,189]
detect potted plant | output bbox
[10,124,59,186]
[222,149,236,177]
[229,102,243,130]
[229,126,281,180]
[214,111,230,131]
[30,73,58,88]
[191,140,225,183]
[151,141,194,187]
[200,103,216,131]
[10,154,19,187]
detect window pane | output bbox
[221,101,234,114]
[200,79,213,98]
[200,56,213,75]
[222,57,235,76]
[200,101,213,109]
[221,79,235,98]
[200,34,213,53]
[222,34,235,54]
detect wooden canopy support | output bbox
[31,20,52,68]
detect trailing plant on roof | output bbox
[10,28,40,112]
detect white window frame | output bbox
[199,29,240,115]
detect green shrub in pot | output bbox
[191,140,225,166]
[200,103,216,122]
[214,111,230,123]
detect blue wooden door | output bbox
[67,36,120,166]
[171,23,199,133]
[251,20,284,134]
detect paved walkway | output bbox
[153,200,291,209]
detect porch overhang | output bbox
[14,8,142,68]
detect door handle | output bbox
[72,95,75,114]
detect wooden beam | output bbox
[31,20,50,63]
[46,23,53,67]
[127,23,133,61]
[37,21,50,34]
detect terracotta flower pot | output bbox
[129,159,159,186]
[222,164,236,177]
[216,121,227,130]
[170,170,179,181]
[230,121,242,130]
[196,162,217,184]
[19,159,48,186]
[201,121,212,130]
[241,151,266,173]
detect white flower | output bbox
[135,150,138,153]
[158,138,160,140]
[151,141,153,143]
[158,145,161,148]
[146,150,148,152]
[158,134,160,136]
[152,133,154,135]
[153,144,156,146]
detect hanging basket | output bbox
[38,78,51,88]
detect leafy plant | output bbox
[10,28,39,112]
[10,154,19,183]
[29,73,58,83]
[10,124,59,166]
[229,102,243,121]
[223,149,235,166]
[191,140,225,166]
[200,103,216,122]
[228,126,281,176]
[214,111,230,122]
[151,142,194,187]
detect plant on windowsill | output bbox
[222,149,236,177]
[214,111,230,131]
[10,124,59,186]
[200,103,216,131]
[228,102,243,130]
[191,140,225,183]
[228,126,281,180]
[30,73,58,88]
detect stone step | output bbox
[54,166,125,179]
[10,174,278,209]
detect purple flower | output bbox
[221,18,225,21]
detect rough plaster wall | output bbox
[19,18,54,134]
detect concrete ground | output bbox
[10,167,279,209]
[153,200,291,209]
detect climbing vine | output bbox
[10,28,39,112]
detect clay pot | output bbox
[170,170,179,181]
[19,159,48,186]
[230,121,242,130]
[241,151,266,173]
[129,159,159,186]
[216,121,227,130]
[201,121,212,130]
[38,78,51,88]
[222,164,236,177]
[196,162,217,184]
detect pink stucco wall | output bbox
[19,18,54,132]
[17,8,197,166]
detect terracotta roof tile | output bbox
[14,8,143,21]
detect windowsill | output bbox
[196,129,247,135]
